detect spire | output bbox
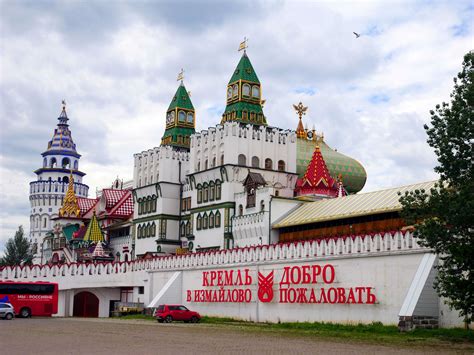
[92,241,106,258]
[293,102,308,138]
[83,211,105,243]
[221,45,266,126]
[59,172,81,218]
[58,100,69,125]
[295,145,339,198]
[161,75,195,150]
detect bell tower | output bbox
[221,41,267,126]
[161,70,195,150]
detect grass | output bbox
[116,314,473,348]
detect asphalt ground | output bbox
[0,317,470,354]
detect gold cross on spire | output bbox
[238,37,248,52]
[177,68,184,82]
[62,99,66,110]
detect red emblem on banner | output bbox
[258,271,274,303]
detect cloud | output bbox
[0,0,472,253]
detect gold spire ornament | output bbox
[177,68,184,82]
[238,37,248,52]
[59,172,81,218]
[293,102,308,138]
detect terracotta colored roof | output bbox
[296,145,338,197]
[275,180,438,228]
[77,197,99,215]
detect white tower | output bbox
[29,102,89,263]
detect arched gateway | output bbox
[73,291,99,317]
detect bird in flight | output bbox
[353,32,361,38]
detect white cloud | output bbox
[0,0,472,252]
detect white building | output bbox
[29,103,89,263]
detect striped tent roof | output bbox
[274,180,437,228]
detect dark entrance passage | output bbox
[73,291,99,317]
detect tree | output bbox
[399,51,474,328]
[0,226,34,267]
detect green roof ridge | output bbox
[228,52,260,84]
[167,83,194,111]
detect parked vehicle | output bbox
[155,304,201,323]
[0,280,58,318]
[0,302,15,320]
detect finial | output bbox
[293,102,308,120]
[177,68,184,83]
[62,99,66,111]
[238,37,248,52]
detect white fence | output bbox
[0,231,424,282]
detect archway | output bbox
[73,291,99,317]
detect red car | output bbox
[155,304,201,323]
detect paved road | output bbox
[0,318,468,354]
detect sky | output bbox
[0,0,472,254]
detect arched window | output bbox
[203,213,209,229]
[278,160,286,171]
[252,156,260,168]
[196,214,202,230]
[62,158,70,169]
[209,212,215,228]
[252,86,260,98]
[220,154,224,165]
[197,161,200,171]
[212,157,216,167]
[197,185,202,204]
[242,84,250,97]
[43,158,47,167]
[204,160,208,170]
[50,158,57,168]
[151,223,156,236]
[238,204,243,216]
[187,112,193,123]
[242,111,248,120]
[216,181,222,200]
[186,221,191,236]
[203,183,209,202]
[178,110,186,122]
[260,200,265,212]
[209,181,215,201]
[227,87,232,99]
[238,154,246,166]
[265,158,273,170]
[215,211,221,227]
[74,160,78,170]
[63,176,69,184]
[232,84,238,97]
[43,218,47,228]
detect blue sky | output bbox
[0,0,472,254]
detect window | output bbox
[252,86,260,98]
[209,182,215,201]
[220,154,224,165]
[197,187,202,204]
[197,161,200,171]
[242,84,250,96]
[159,219,167,239]
[216,181,222,200]
[252,156,260,168]
[238,154,246,166]
[187,112,193,123]
[138,286,144,295]
[186,221,191,235]
[227,87,232,99]
[233,84,238,97]
[43,218,47,228]
[212,157,216,167]
[178,110,186,122]
[62,158,70,169]
[215,211,221,227]
[151,223,156,236]
[238,204,243,216]
[203,184,209,202]
[43,158,47,167]
[196,214,202,230]
[265,158,273,170]
[275,190,280,197]
[50,158,57,168]
[204,160,208,170]
[243,111,248,120]
[209,212,215,228]
[203,213,208,229]
[278,160,286,171]
[260,200,265,212]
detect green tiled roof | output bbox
[228,52,260,84]
[296,139,367,193]
[162,126,195,139]
[224,101,263,114]
[167,83,194,111]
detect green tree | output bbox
[399,51,474,328]
[0,226,34,267]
